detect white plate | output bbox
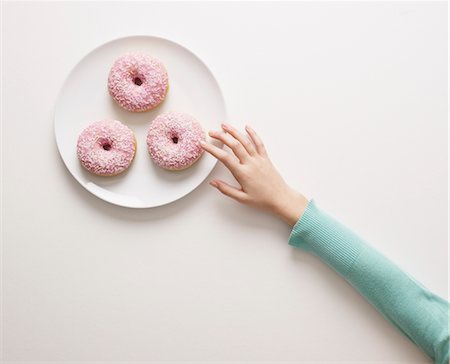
[55,35,226,208]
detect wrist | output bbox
[272,187,309,227]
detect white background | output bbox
[1,1,448,363]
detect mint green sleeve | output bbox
[288,199,450,363]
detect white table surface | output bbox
[2,2,448,363]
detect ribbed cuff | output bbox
[288,199,365,276]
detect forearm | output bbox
[289,199,450,363]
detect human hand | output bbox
[200,124,309,227]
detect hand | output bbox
[200,124,309,227]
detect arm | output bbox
[201,124,450,363]
[289,199,450,363]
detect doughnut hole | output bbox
[169,132,180,145]
[98,138,112,151]
[132,76,144,86]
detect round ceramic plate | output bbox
[55,35,226,208]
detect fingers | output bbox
[222,123,256,156]
[245,125,267,156]
[208,130,248,163]
[200,140,238,171]
[209,179,248,203]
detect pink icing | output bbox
[147,112,205,170]
[108,53,169,112]
[77,119,136,176]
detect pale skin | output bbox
[200,124,309,227]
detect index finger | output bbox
[200,140,239,172]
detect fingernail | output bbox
[245,125,252,131]
[200,140,206,146]
[221,123,229,129]
[209,180,218,187]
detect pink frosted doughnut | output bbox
[77,119,136,176]
[108,53,169,112]
[147,112,205,170]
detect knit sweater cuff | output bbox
[288,199,365,276]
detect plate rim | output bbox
[54,34,226,209]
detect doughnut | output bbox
[77,119,136,176]
[147,112,205,170]
[108,53,169,112]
